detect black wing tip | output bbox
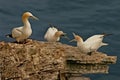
[101,33,113,36]
[5,34,13,38]
[49,23,58,28]
[49,23,53,27]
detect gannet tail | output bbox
[5,34,13,38]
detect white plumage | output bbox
[44,27,66,42]
[71,33,109,54]
[7,12,38,42]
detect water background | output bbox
[0,0,120,80]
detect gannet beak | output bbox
[31,16,39,20]
[62,33,67,36]
[73,32,76,37]
[69,39,76,42]
[61,33,70,40]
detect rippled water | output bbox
[0,0,120,80]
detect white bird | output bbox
[6,12,38,43]
[44,25,66,42]
[70,33,110,54]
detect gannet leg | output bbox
[22,39,33,44]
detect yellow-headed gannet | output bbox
[70,33,111,54]
[44,25,66,42]
[6,12,38,43]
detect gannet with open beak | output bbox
[44,25,66,42]
[70,33,110,54]
[6,12,38,43]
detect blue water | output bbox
[0,0,120,80]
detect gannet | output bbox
[44,25,66,42]
[6,12,38,43]
[70,33,110,54]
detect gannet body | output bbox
[44,26,66,42]
[6,12,38,42]
[71,33,109,54]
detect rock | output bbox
[0,39,117,80]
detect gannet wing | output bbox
[85,35,104,43]
[50,27,58,36]
[44,28,51,39]
[44,27,58,40]
[12,27,23,38]
[85,35,105,51]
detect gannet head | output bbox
[70,33,83,42]
[22,12,39,21]
[55,31,66,37]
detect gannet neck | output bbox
[77,38,84,48]
[22,14,31,29]
[75,35,84,43]
[52,31,60,41]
